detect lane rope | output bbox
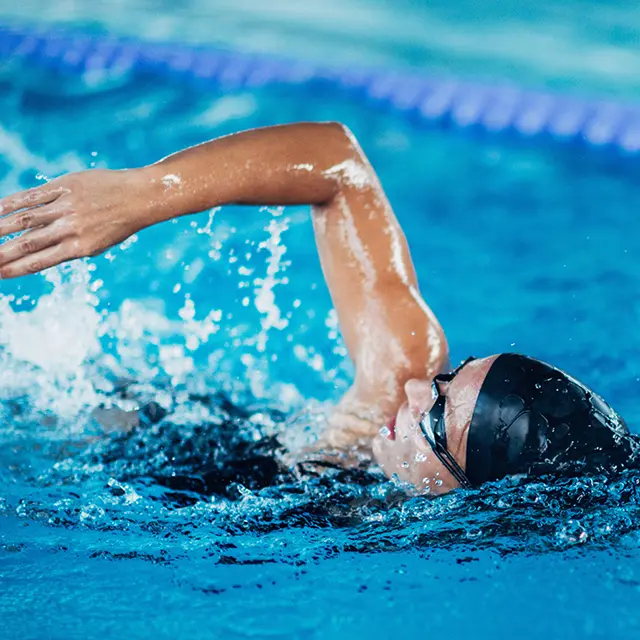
[1,24,639,154]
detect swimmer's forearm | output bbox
[140,122,362,222]
[0,121,368,278]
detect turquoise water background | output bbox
[2,3,640,639]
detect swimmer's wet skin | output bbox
[0,122,636,494]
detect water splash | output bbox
[0,262,103,424]
[252,209,290,354]
[5,387,640,565]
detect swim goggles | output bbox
[418,358,475,489]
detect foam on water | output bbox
[0,264,103,424]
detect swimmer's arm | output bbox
[0,123,448,444]
[156,124,448,427]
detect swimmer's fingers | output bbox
[0,224,67,267]
[0,242,75,279]
[0,183,64,218]
[0,198,65,239]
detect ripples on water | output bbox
[4,372,640,566]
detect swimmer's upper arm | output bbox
[311,124,449,431]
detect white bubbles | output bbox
[119,234,139,251]
[293,344,324,373]
[106,478,142,505]
[89,279,104,292]
[178,295,196,321]
[78,503,106,525]
[252,215,290,353]
[159,344,194,382]
[556,519,589,546]
[183,257,205,284]
[0,261,103,421]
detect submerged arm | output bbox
[0,122,448,448]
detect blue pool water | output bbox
[3,19,640,640]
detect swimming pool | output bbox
[2,8,640,640]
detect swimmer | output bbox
[0,122,635,493]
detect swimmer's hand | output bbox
[0,123,369,278]
[0,169,156,278]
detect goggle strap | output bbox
[418,358,476,489]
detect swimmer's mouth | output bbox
[384,415,396,439]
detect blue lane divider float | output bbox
[1,24,640,155]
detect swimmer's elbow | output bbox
[319,121,360,156]
[314,122,371,187]
[295,121,373,206]
[321,120,351,137]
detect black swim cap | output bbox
[465,354,636,486]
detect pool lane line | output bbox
[1,24,640,155]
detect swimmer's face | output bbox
[372,356,497,493]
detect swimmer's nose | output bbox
[404,378,434,419]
